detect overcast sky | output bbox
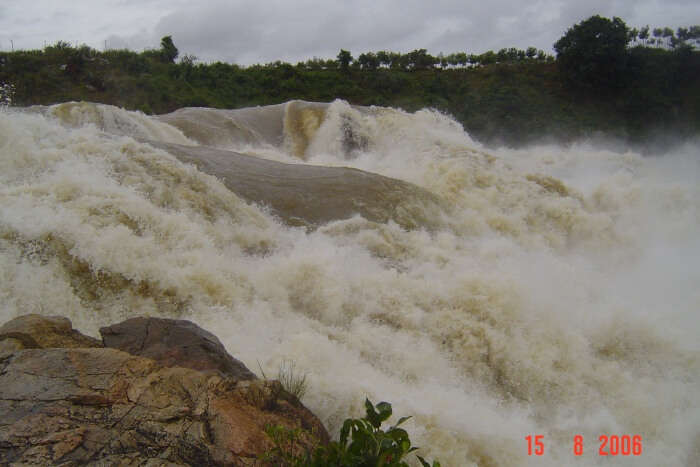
[1,0,698,65]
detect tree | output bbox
[639,25,650,44]
[437,52,449,69]
[553,15,630,91]
[376,50,391,68]
[453,52,468,67]
[496,48,508,63]
[407,49,435,70]
[628,27,639,44]
[337,49,353,71]
[160,36,179,63]
[676,25,700,48]
[478,50,496,65]
[677,27,689,41]
[179,53,197,66]
[388,52,403,69]
[357,52,379,70]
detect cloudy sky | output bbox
[1,0,698,65]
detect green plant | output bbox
[277,359,308,401]
[258,359,309,401]
[264,399,440,466]
[263,424,311,465]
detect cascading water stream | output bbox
[1,100,698,466]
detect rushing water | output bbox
[1,100,698,466]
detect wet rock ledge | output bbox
[0,315,328,466]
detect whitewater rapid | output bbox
[1,100,698,466]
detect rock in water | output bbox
[0,315,328,465]
[100,317,257,381]
[149,141,447,230]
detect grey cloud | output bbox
[153,0,433,64]
[149,0,649,64]
[2,0,699,60]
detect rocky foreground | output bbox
[0,314,329,466]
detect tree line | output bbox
[627,25,700,49]
[221,20,698,72]
[3,17,695,75]
[322,47,554,72]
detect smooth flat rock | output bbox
[149,141,447,230]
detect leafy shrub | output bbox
[264,399,440,466]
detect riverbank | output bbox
[2,42,698,148]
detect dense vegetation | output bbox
[1,16,698,148]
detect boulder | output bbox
[100,317,257,381]
[0,314,102,350]
[0,316,329,465]
[148,141,447,230]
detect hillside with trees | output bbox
[1,16,698,148]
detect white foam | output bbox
[1,104,698,466]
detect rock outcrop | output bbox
[0,315,328,466]
[0,314,102,351]
[100,317,257,381]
